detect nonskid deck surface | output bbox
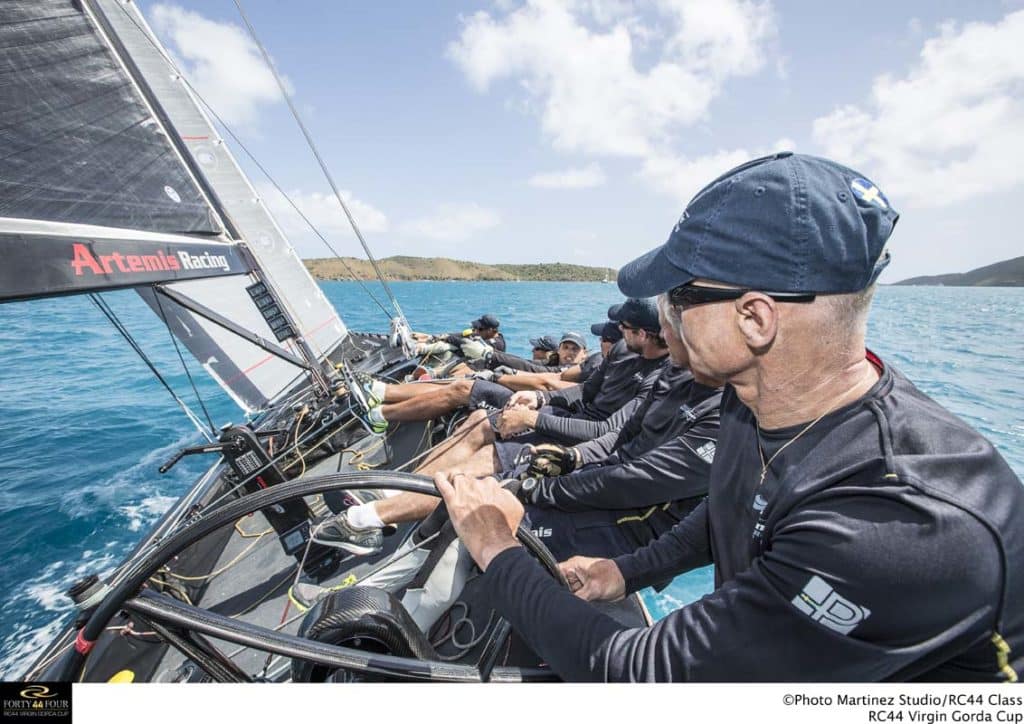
[153,420,431,680]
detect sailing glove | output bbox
[460,338,493,360]
[526,443,581,477]
[416,341,456,356]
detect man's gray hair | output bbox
[819,284,877,343]
[657,293,683,336]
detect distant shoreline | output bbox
[892,255,1023,287]
[304,254,1024,286]
[304,255,616,283]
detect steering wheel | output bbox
[60,472,565,683]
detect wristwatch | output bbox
[519,476,539,502]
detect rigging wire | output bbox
[230,0,408,324]
[89,293,214,442]
[153,289,217,435]
[107,1,395,322]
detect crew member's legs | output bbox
[393,505,638,635]
[369,378,515,427]
[313,410,502,552]
[523,506,638,562]
[375,379,476,423]
[378,379,457,404]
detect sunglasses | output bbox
[668,283,816,309]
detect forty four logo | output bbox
[792,575,872,635]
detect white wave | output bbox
[119,493,177,532]
[25,582,69,613]
[0,548,121,679]
[0,616,69,680]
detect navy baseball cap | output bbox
[559,331,587,349]
[608,297,660,332]
[617,153,899,297]
[471,314,500,330]
[590,321,623,342]
[607,303,623,320]
[529,335,558,352]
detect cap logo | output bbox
[849,178,888,209]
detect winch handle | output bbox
[158,442,231,474]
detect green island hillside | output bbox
[894,256,1024,287]
[304,256,616,282]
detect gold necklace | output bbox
[755,407,833,489]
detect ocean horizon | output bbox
[1,282,1021,678]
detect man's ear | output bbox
[734,292,779,352]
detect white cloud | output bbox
[529,162,607,188]
[640,148,753,202]
[640,138,796,203]
[447,0,776,159]
[149,4,286,127]
[812,10,1024,208]
[401,203,501,242]
[258,184,389,255]
[657,0,776,79]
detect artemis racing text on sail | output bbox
[70,242,231,275]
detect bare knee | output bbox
[464,409,495,444]
[449,378,473,403]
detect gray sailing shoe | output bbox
[310,509,384,556]
[288,578,358,612]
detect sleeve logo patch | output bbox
[696,441,716,464]
[792,575,871,635]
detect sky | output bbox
[134,0,1024,282]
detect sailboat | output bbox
[3,0,649,682]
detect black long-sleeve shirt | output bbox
[482,357,1024,682]
[528,366,721,544]
[533,343,668,444]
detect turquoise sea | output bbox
[0,282,1022,678]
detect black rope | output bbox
[89,293,212,440]
[153,289,216,434]
[108,2,395,322]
